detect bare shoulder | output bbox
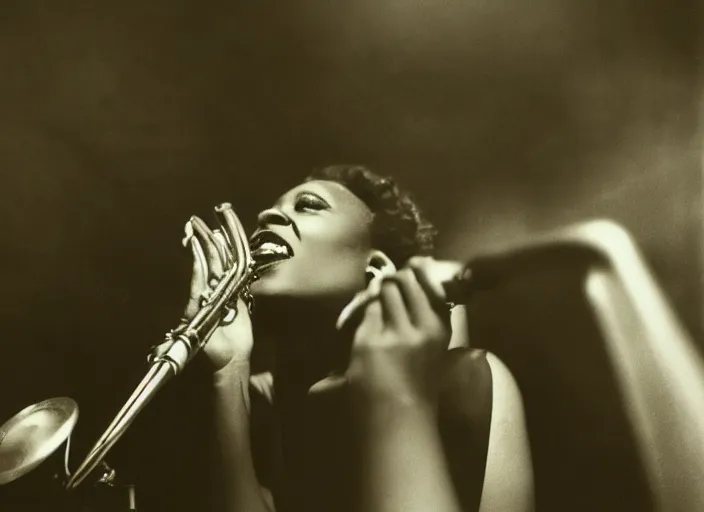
[481,352,535,512]
[484,352,522,409]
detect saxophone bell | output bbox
[0,203,286,497]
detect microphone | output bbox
[441,257,506,305]
[335,261,491,330]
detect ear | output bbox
[365,250,396,282]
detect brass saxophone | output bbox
[64,202,290,489]
[0,203,290,496]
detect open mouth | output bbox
[249,230,294,270]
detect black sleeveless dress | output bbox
[251,347,494,512]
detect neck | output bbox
[251,295,354,399]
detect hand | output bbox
[182,215,254,372]
[312,257,455,409]
[335,258,464,331]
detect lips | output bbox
[249,230,294,266]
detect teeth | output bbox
[252,242,289,257]
[249,231,294,269]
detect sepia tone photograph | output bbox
[0,1,701,511]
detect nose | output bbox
[257,207,292,228]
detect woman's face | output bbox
[248,179,375,301]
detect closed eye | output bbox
[295,192,330,212]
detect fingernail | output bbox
[182,221,194,247]
[190,216,205,229]
[335,307,351,331]
[336,294,362,331]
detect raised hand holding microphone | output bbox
[336,258,468,331]
[329,256,465,512]
[347,256,455,408]
[311,257,464,406]
[181,212,276,512]
[149,215,255,375]
[184,216,255,373]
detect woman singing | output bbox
[173,165,533,512]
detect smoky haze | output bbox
[0,1,700,510]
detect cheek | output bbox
[251,242,368,297]
[301,244,367,283]
[252,219,372,297]
[325,252,368,286]
[297,237,369,292]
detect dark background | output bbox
[0,0,700,509]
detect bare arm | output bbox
[183,216,274,512]
[347,257,464,512]
[212,363,275,512]
[354,397,462,512]
[447,302,534,511]
[479,353,534,512]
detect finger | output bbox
[185,235,210,319]
[378,277,411,328]
[308,374,348,395]
[382,268,433,327]
[335,272,385,331]
[191,216,225,280]
[250,372,275,404]
[336,289,371,331]
[358,276,384,335]
[406,259,453,331]
[189,230,209,293]
[408,257,449,312]
[181,220,194,248]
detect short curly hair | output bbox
[306,165,437,267]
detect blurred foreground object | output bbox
[465,219,704,512]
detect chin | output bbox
[249,268,301,298]
[249,274,281,297]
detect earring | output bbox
[365,266,384,284]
